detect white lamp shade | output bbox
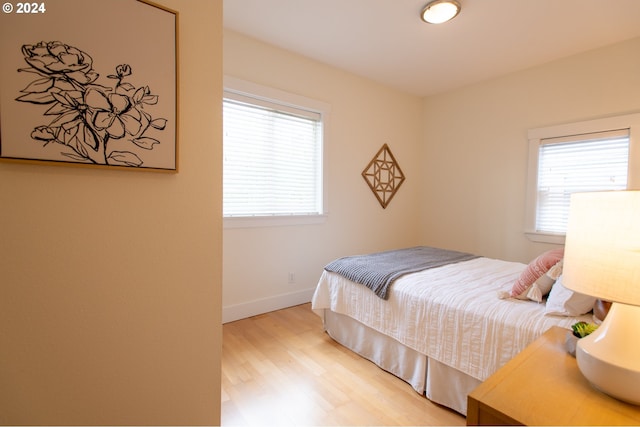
[564,190,640,404]
[563,191,640,306]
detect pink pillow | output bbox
[511,248,564,299]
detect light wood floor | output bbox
[221,303,465,426]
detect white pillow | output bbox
[545,274,596,316]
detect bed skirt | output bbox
[322,309,480,416]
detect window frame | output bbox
[524,112,640,244]
[222,76,330,229]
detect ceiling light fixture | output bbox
[421,0,461,24]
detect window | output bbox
[223,77,329,227]
[525,113,640,244]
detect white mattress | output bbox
[312,257,591,382]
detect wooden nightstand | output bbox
[467,326,640,426]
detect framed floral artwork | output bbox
[0,0,178,171]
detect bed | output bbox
[311,246,595,415]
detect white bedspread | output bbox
[312,257,592,381]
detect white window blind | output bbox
[223,93,323,217]
[536,129,629,234]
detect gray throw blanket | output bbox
[324,246,479,300]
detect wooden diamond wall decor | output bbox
[362,143,406,209]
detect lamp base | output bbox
[576,302,640,405]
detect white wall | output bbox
[420,37,640,263]
[222,32,640,322]
[0,1,222,424]
[222,30,424,322]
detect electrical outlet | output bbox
[288,272,295,284]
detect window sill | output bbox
[224,214,328,229]
[524,231,566,245]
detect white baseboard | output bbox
[222,288,316,323]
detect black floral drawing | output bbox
[15,41,167,167]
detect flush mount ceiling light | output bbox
[421,0,461,24]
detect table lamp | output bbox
[563,190,640,404]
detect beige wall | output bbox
[0,1,222,425]
[222,30,424,321]
[223,33,640,320]
[420,37,640,263]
